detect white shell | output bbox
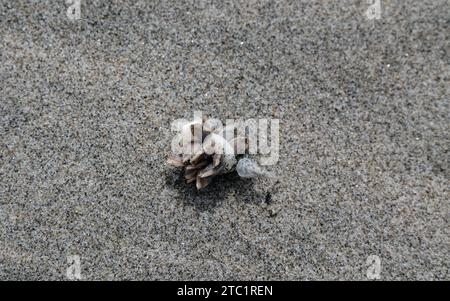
[236,158,271,178]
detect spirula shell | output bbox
[236,158,273,178]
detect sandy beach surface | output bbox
[0,0,448,280]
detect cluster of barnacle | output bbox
[167,117,269,190]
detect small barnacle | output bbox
[167,116,271,189]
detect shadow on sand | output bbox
[164,168,268,212]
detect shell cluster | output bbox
[167,117,265,190]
